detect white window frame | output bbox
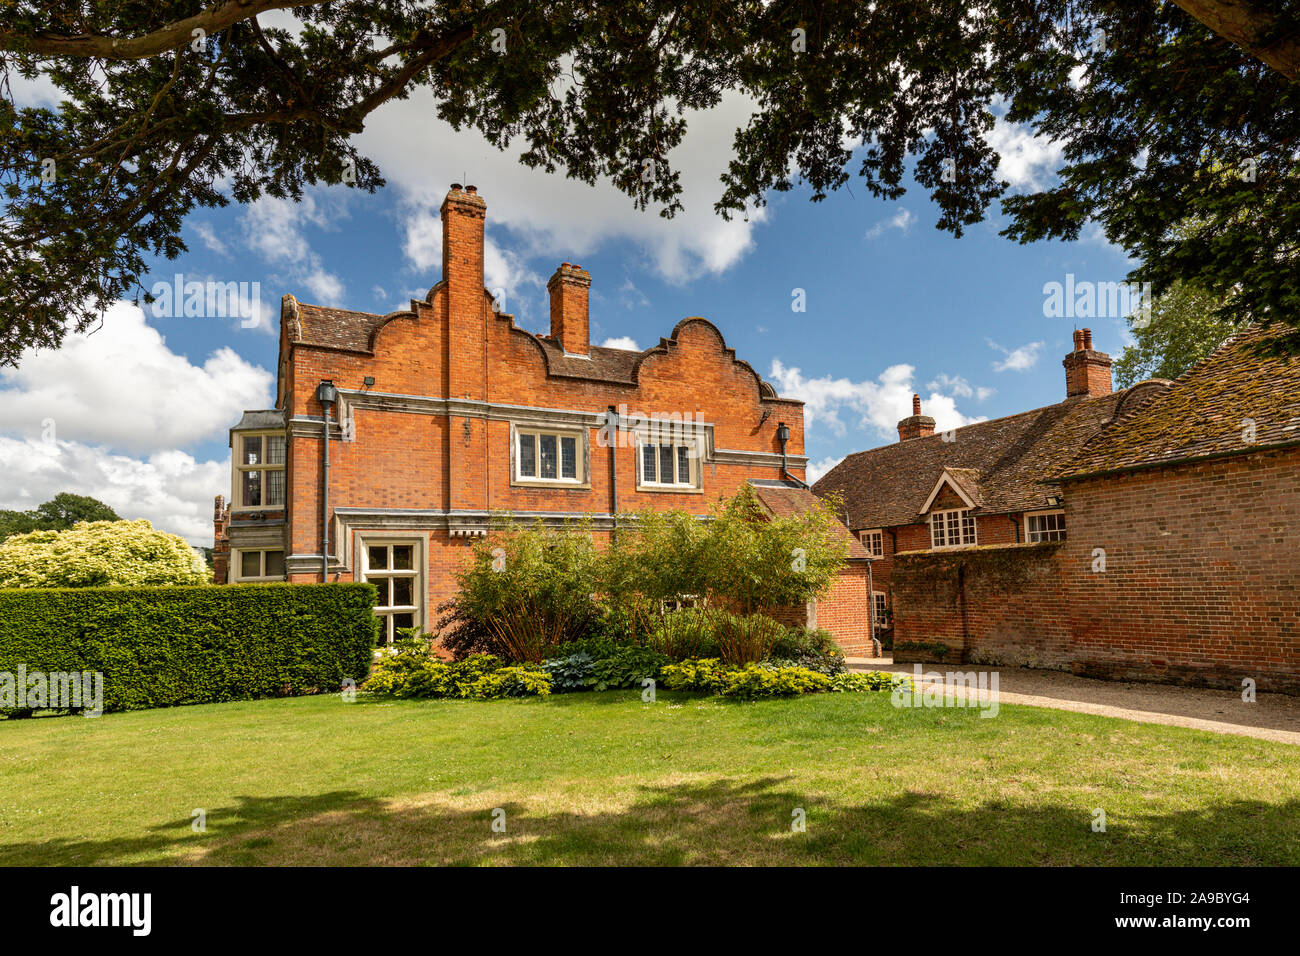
[232,548,286,582]
[1026,509,1067,543]
[361,538,423,644]
[930,508,977,549]
[513,425,586,486]
[232,430,286,511]
[871,591,889,629]
[860,528,884,558]
[635,430,703,491]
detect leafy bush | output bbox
[589,645,669,690]
[719,663,832,699]
[437,519,602,662]
[829,670,912,693]
[647,607,718,660]
[712,610,787,665]
[364,651,551,699]
[542,651,596,692]
[0,519,207,588]
[661,658,731,693]
[767,626,847,675]
[0,583,377,714]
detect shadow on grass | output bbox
[6,777,1298,867]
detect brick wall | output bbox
[891,542,1070,667]
[1062,447,1300,694]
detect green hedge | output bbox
[0,583,378,714]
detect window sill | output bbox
[510,479,591,490]
[634,484,704,494]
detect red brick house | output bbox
[213,184,871,651]
[812,329,1145,636]
[816,323,1300,693]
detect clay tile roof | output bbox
[812,391,1126,529]
[750,483,870,559]
[1053,321,1300,480]
[294,301,389,353]
[533,336,642,384]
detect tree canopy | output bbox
[0,492,120,543]
[1112,280,1237,387]
[2,1,1297,366]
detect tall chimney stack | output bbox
[897,393,936,442]
[548,262,592,356]
[1063,327,1113,399]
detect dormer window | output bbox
[930,508,976,549]
[233,432,286,509]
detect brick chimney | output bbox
[897,393,936,442]
[212,494,230,585]
[440,183,486,291]
[1063,327,1113,399]
[548,262,592,356]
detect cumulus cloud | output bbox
[0,437,229,545]
[768,360,984,439]
[806,455,844,485]
[359,88,769,287]
[0,303,272,453]
[926,373,995,401]
[988,339,1046,372]
[599,336,641,351]
[241,194,347,304]
[865,207,915,239]
[987,116,1064,192]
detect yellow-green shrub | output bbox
[0,519,207,588]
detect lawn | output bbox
[2,690,1298,866]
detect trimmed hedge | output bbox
[0,583,378,714]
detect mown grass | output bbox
[1,690,1297,865]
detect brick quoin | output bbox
[220,184,870,652]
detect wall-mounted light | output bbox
[1046,494,1064,507]
[363,376,375,388]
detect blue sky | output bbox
[0,80,1139,544]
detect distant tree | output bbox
[1113,281,1237,387]
[0,493,120,543]
[0,519,207,587]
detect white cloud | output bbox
[926,373,994,401]
[769,360,984,439]
[0,437,227,545]
[0,302,273,453]
[987,117,1064,191]
[806,455,844,485]
[865,207,915,239]
[191,221,229,257]
[988,339,1046,373]
[599,336,640,351]
[359,88,769,286]
[241,194,347,304]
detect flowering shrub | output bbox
[0,519,207,588]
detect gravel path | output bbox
[845,657,1300,745]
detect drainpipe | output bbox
[607,405,619,542]
[866,557,876,654]
[316,380,338,582]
